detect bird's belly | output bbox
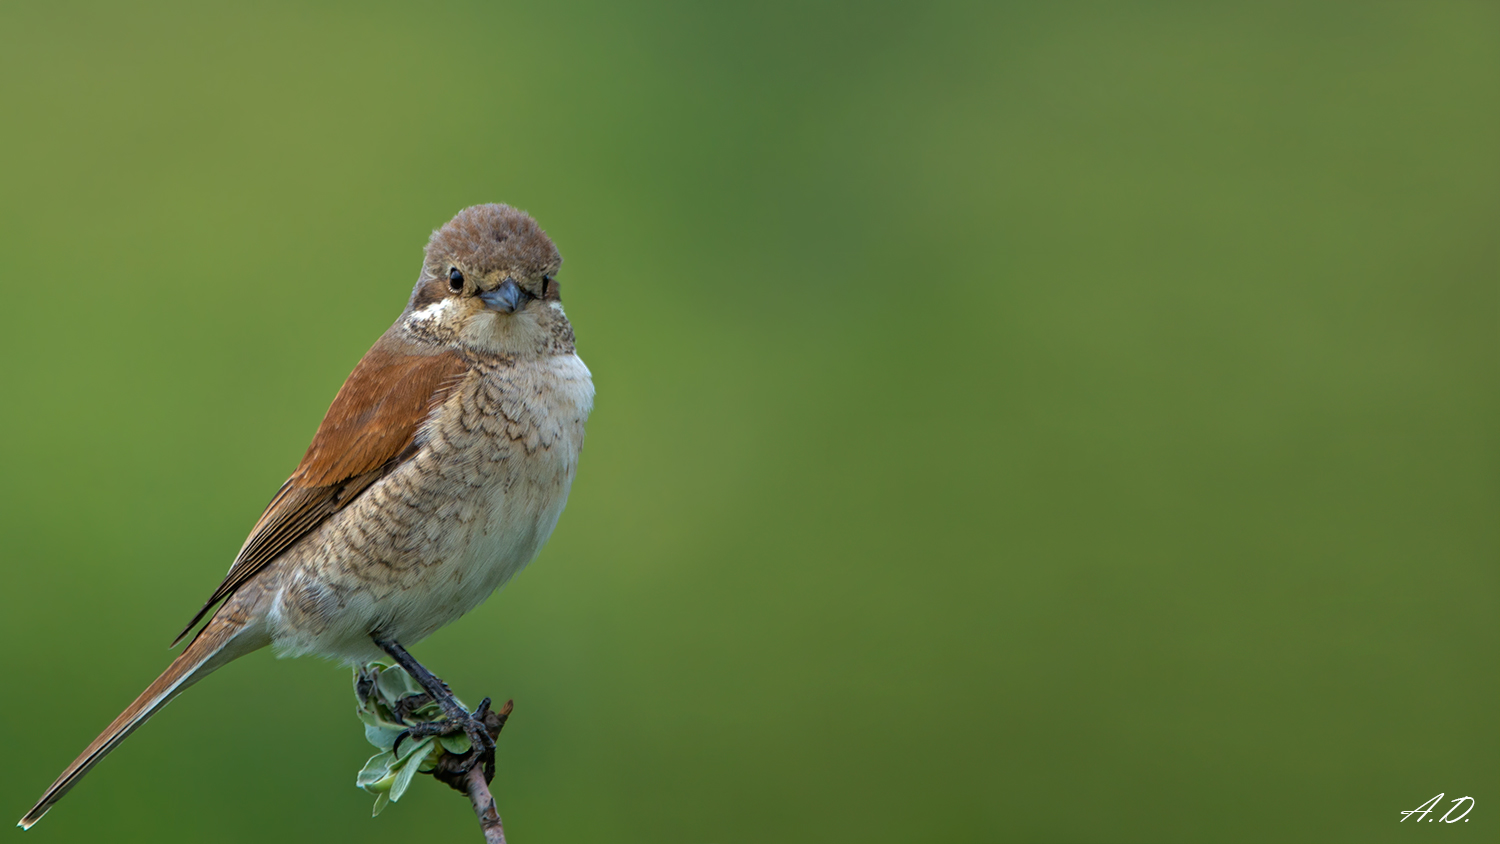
[391,456,575,641]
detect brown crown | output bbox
[422,204,561,281]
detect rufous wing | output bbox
[174,329,470,644]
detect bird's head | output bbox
[402,204,572,357]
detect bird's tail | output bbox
[18,610,268,829]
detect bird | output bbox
[19,203,594,829]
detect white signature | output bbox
[1401,793,1474,823]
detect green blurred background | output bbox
[0,2,1494,842]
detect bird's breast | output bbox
[270,352,593,660]
[406,351,594,598]
[435,351,595,593]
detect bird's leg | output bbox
[373,638,496,772]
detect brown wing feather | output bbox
[174,330,470,644]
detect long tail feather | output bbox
[18,611,267,829]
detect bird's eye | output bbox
[448,267,464,292]
[541,274,551,297]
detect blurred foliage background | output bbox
[0,2,1494,842]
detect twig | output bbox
[465,763,507,844]
[429,699,514,843]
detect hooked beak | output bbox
[480,279,528,314]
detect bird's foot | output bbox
[393,696,496,773]
[428,699,513,791]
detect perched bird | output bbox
[20,204,594,829]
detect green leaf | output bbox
[356,702,399,728]
[395,734,434,764]
[375,665,420,703]
[371,790,390,817]
[389,749,426,803]
[357,751,396,792]
[438,733,472,755]
[364,724,404,751]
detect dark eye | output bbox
[541,274,551,297]
[448,267,464,292]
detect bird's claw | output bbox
[392,697,496,768]
[450,698,497,774]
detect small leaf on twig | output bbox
[390,752,424,802]
[356,752,396,789]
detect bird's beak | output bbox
[480,279,527,314]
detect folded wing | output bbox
[175,330,470,644]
